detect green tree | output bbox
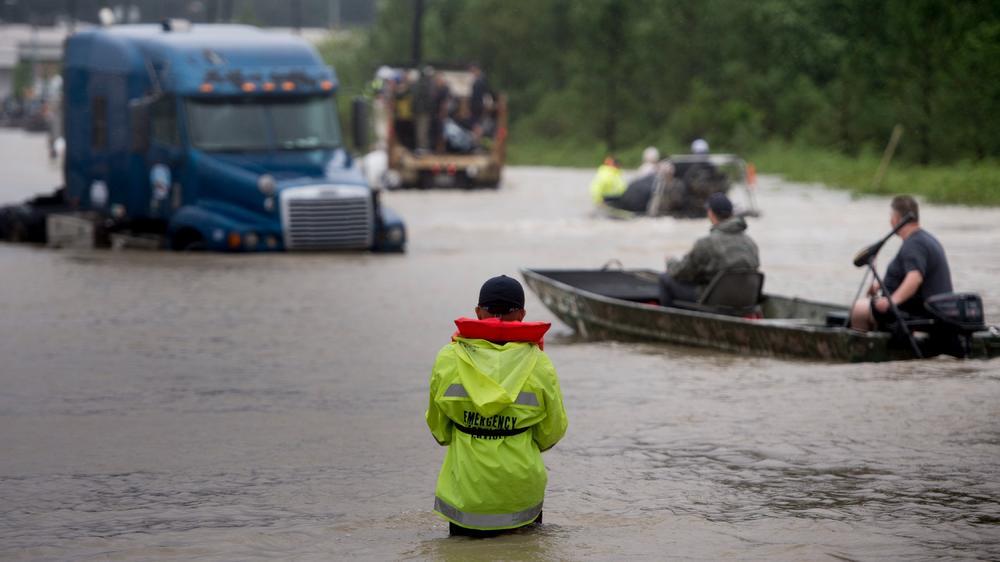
[325,0,1000,164]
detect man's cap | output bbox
[478,275,525,312]
[706,192,733,217]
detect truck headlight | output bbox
[258,174,276,196]
[385,226,404,244]
[467,165,479,178]
[244,232,259,248]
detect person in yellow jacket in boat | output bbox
[427,275,568,537]
[589,156,627,205]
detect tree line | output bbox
[336,0,998,166]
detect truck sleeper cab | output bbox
[63,23,405,252]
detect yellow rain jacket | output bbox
[427,318,568,531]
[589,163,626,204]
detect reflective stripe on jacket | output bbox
[426,327,568,530]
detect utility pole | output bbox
[66,0,77,31]
[292,0,302,33]
[411,0,423,67]
[29,11,38,95]
[329,0,341,29]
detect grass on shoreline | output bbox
[507,137,1000,206]
[750,143,1000,206]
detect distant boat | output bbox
[597,154,760,219]
[521,268,1000,363]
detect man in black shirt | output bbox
[850,195,953,331]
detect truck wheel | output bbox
[418,171,433,190]
[0,213,27,242]
[171,229,205,251]
[9,220,26,242]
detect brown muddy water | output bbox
[1,129,999,560]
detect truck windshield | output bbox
[186,96,342,152]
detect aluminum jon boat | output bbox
[521,268,1000,363]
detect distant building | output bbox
[0,25,73,99]
[0,0,375,28]
[0,19,348,101]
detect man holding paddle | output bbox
[850,195,953,331]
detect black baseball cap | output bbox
[478,275,525,313]
[706,192,733,218]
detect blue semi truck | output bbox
[3,21,405,252]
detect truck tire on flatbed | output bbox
[417,171,434,190]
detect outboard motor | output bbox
[923,293,987,358]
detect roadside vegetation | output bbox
[322,0,1000,206]
[749,143,1000,206]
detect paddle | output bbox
[851,213,922,358]
[853,212,915,267]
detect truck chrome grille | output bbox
[280,185,374,250]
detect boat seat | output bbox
[672,269,764,317]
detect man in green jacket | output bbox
[427,275,568,536]
[658,192,760,306]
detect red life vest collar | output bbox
[452,317,551,349]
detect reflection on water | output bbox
[1,131,999,560]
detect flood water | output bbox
[1,128,999,560]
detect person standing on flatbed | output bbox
[427,275,568,537]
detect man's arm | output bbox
[667,238,709,283]
[868,279,881,296]
[532,354,568,452]
[875,270,923,312]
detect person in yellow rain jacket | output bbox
[589,156,626,205]
[427,275,568,537]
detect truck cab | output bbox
[62,22,405,252]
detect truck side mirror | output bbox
[350,97,369,152]
[129,98,152,153]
